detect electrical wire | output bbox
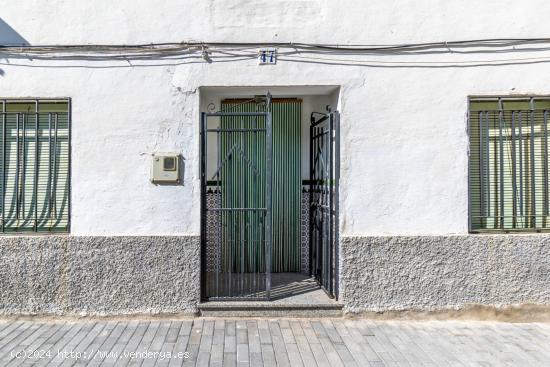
[3,37,550,50]
[280,54,550,66]
[2,38,550,68]
[3,38,550,54]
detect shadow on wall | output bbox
[0,18,29,46]
[0,18,29,76]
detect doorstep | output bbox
[198,301,343,317]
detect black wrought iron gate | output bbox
[201,102,273,300]
[309,111,340,299]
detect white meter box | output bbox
[152,153,180,183]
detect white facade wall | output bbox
[2,1,550,236]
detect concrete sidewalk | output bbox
[0,318,548,366]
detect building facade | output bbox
[0,1,549,315]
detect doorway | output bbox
[200,88,340,302]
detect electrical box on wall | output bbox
[151,153,180,184]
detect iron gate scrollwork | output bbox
[309,111,340,299]
[201,97,273,300]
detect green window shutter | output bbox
[1,99,70,233]
[469,97,550,231]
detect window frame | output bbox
[0,97,71,235]
[468,95,550,233]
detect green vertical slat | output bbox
[278,102,282,271]
[273,102,279,272]
[298,102,302,269]
[296,102,300,269]
[286,101,292,271]
[287,103,292,270]
[284,102,288,271]
[298,102,301,268]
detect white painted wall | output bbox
[2,1,550,235]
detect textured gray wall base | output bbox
[341,235,550,313]
[0,236,200,316]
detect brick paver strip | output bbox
[0,319,549,366]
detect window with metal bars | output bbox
[469,97,550,232]
[0,99,70,233]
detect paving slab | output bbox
[0,319,548,366]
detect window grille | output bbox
[469,97,550,232]
[0,99,70,233]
